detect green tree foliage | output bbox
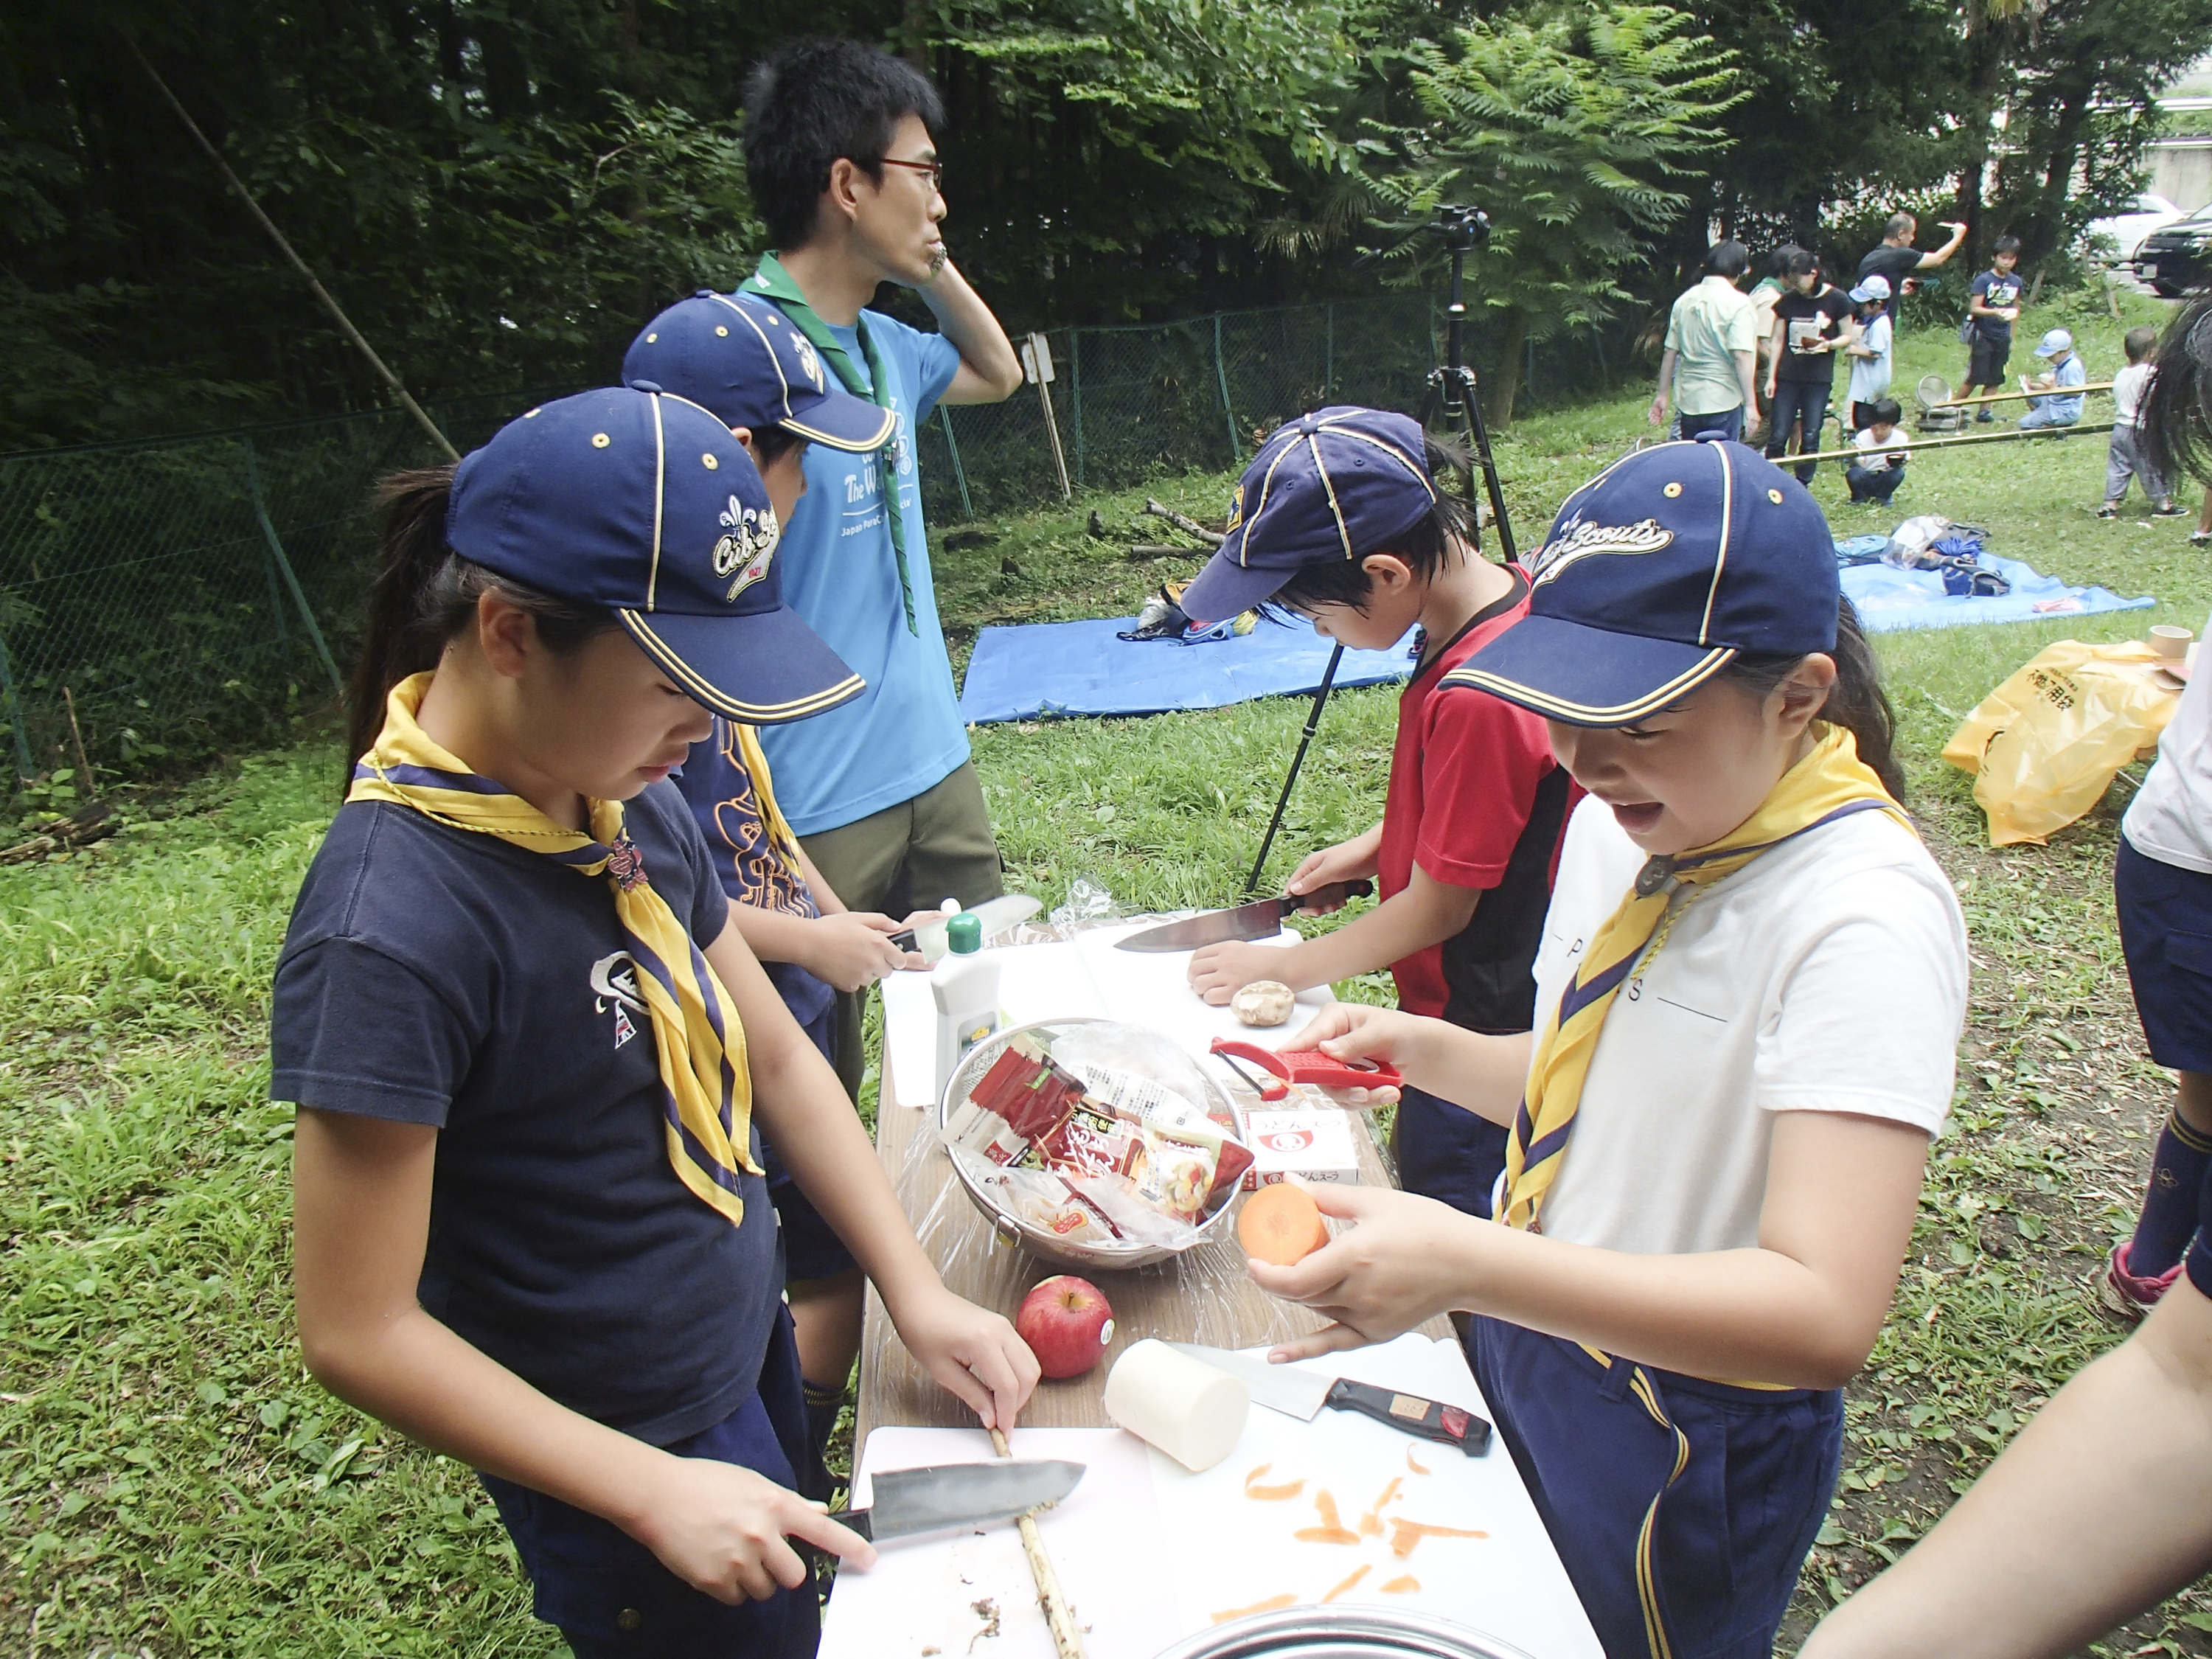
[1371,5,1745,424]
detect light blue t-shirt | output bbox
[2034,352,2087,421]
[754,310,966,835]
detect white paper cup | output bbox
[2152,625,2194,659]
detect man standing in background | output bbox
[742,38,1025,1099]
[1648,240,1759,441]
[1857,212,1970,322]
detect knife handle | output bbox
[1286,879,1374,913]
[824,1507,873,1541]
[1324,1379,1492,1455]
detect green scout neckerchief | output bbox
[748,251,917,634]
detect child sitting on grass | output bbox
[1259,438,1966,1659]
[2020,328,2087,431]
[2098,324,2185,520]
[1179,407,1575,1221]
[1847,397,1910,507]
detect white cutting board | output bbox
[818,1425,1180,1659]
[821,1337,1601,1659]
[880,924,1333,1110]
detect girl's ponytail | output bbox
[347,467,458,771]
[1725,597,1905,801]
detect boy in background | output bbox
[2100,324,2185,519]
[1961,236,2024,422]
[1845,274,1895,431]
[1846,397,1910,507]
[1179,408,1573,1220]
[624,291,940,1498]
[2020,328,2087,431]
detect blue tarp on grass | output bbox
[1839,551,2156,633]
[958,618,1417,724]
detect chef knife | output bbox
[1113,882,1374,953]
[826,1458,1085,1541]
[1169,1343,1489,1455]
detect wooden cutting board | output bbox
[823,1337,1601,1659]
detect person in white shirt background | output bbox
[1795,290,2212,1659]
[1249,436,1966,1659]
[1846,395,1909,507]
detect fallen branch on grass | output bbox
[1142,498,1225,546]
[1124,542,1210,561]
[1,801,117,864]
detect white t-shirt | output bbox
[1523,793,1967,1256]
[2112,361,2153,428]
[1848,313,1893,406]
[1851,428,1909,472]
[2123,611,2212,873]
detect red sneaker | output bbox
[2099,1241,2183,1324]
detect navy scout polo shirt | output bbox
[271,781,781,1447]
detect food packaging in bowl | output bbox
[936,1017,1250,1271]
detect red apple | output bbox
[1015,1275,1116,1379]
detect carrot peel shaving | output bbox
[1321,1564,1371,1604]
[1405,1445,1431,1475]
[1294,1526,1362,1545]
[1211,1592,1296,1624]
[1242,1461,1307,1501]
[1389,1518,1491,1557]
[1381,1574,1420,1594]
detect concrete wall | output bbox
[2152,140,2212,212]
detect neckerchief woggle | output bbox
[1500,726,1913,1232]
[748,251,917,635]
[349,673,763,1225]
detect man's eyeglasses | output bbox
[875,156,944,190]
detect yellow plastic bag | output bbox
[1942,639,2180,846]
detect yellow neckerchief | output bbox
[731,722,803,869]
[349,673,762,1224]
[1500,726,1912,1233]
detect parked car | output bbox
[2089,191,2185,262]
[2135,200,2212,295]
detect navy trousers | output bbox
[479,1307,821,1659]
[1471,1318,1843,1659]
[1394,1084,1509,1220]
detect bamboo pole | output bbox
[1932,381,2115,409]
[988,1427,1087,1658]
[1787,420,2115,467]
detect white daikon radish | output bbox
[1102,1338,1248,1472]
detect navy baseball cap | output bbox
[622,291,897,452]
[1180,407,1440,624]
[1443,439,1838,726]
[447,386,863,723]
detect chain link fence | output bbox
[0,292,1622,791]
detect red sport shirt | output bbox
[1380,568,1576,1028]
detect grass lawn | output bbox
[7,289,2212,1655]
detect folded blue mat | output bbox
[958,617,1417,723]
[1840,552,2154,633]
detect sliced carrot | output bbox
[1406,1446,1430,1475]
[1211,1593,1297,1624]
[1293,1526,1363,1545]
[1389,1518,1491,1557]
[1321,1564,1371,1603]
[1381,1574,1420,1594]
[1238,1183,1330,1265]
[1239,1469,1301,1504]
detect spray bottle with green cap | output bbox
[931,902,1002,1098]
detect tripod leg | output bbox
[1448,366,1518,566]
[1243,643,1345,899]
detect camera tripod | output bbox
[1241,206,1523,897]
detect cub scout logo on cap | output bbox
[1223,482,1247,534]
[1527,516,1674,588]
[793,335,825,393]
[712,493,780,602]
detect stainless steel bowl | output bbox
[1151,1606,1537,1658]
[935,1016,1248,1271]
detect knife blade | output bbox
[1169,1343,1489,1455]
[1113,881,1374,953]
[827,1458,1085,1541]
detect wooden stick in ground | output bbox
[988,1426,1088,1659]
[60,687,94,799]
[1143,498,1225,546]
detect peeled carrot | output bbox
[1381,1574,1420,1594]
[1238,1183,1329,1266]
[1211,1593,1297,1624]
[1322,1564,1371,1603]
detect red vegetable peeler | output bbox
[1208,1037,1402,1101]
